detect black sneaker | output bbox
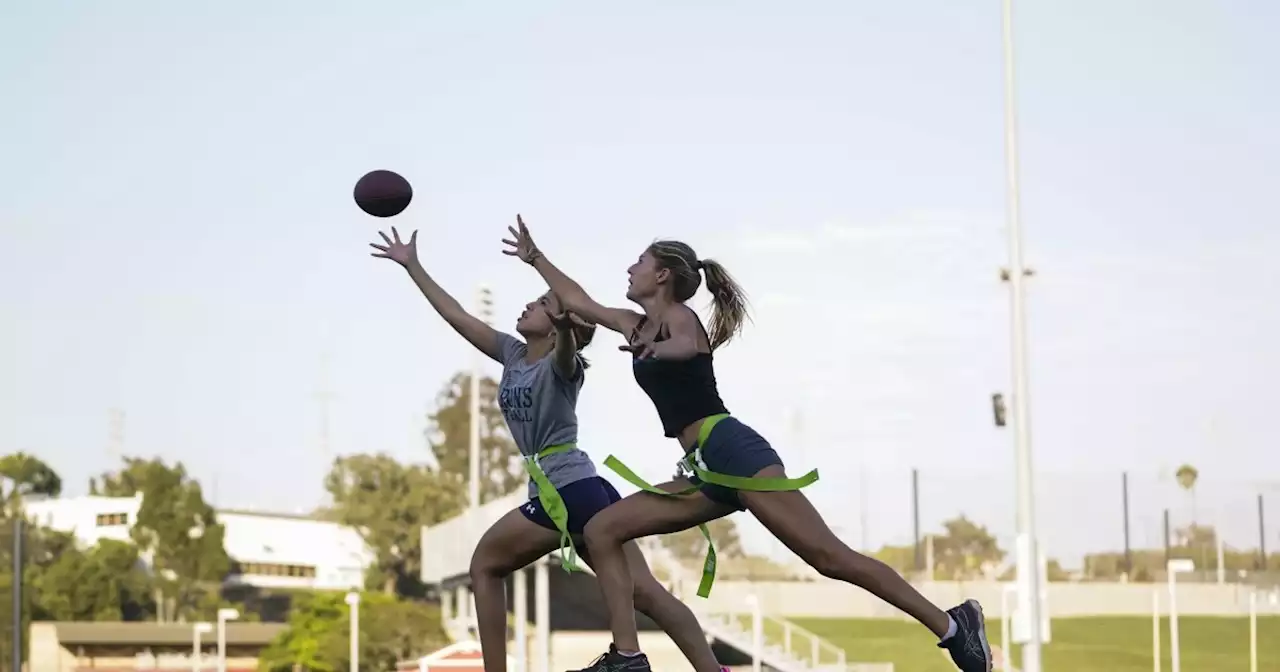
[569,644,652,672]
[937,599,993,672]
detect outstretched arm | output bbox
[548,309,581,380]
[503,215,642,336]
[372,228,503,363]
[530,255,640,335]
[622,304,701,361]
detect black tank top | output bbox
[629,315,730,438]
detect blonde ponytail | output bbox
[698,258,748,350]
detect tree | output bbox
[30,539,156,621]
[1174,463,1204,568]
[930,516,1004,580]
[1175,463,1199,523]
[660,518,743,564]
[93,457,230,620]
[426,373,523,503]
[0,453,62,509]
[872,543,918,575]
[258,591,448,672]
[325,454,465,595]
[0,513,161,665]
[872,516,1005,581]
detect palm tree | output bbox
[1175,463,1199,523]
[1174,463,1203,567]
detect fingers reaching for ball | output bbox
[370,226,419,266]
[502,214,542,264]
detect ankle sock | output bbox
[616,650,642,658]
[940,614,958,642]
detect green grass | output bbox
[744,616,1280,671]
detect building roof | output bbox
[396,640,510,671]
[219,509,370,567]
[47,621,286,646]
[217,507,327,522]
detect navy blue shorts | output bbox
[520,476,621,546]
[688,416,783,509]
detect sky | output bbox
[2,0,1278,567]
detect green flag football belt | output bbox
[522,443,585,572]
[603,413,819,597]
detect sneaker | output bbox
[937,599,993,672]
[569,644,652,672]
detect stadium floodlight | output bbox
[1167,559,1195,672]
[997,0,1045,667]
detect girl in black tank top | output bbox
[372,225,727,672]
[505,215,992,672]
[627,315,728,437]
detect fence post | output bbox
[912,468,922,573]
[1123,471,1133,577]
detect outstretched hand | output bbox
[546,305,591,332]
[546,307,576,330]
[619,337,656,360]
[369,227,419,267]
[501,214,541,264]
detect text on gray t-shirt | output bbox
[496,333,598,499]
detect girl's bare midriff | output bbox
[677,416,711,453]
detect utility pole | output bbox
[469,286,494,510]
[12,517,23,672]
[107,408,125,464]
[315,352,336,460]
[998,0,1044,668]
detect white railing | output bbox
[421,490,526,583]
[425,507,891,672]
[634,538,888,672]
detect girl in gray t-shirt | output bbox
[371,227,725,672]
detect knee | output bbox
[630,580,663,615]
[583,513,624,551]
[468,549,503,585]
[804,542,848,580]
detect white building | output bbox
[219,509,369,590]
[24,494,143,546]
[22,495,374,591]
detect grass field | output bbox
[759,615,1280,671]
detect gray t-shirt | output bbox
[496,333,598,499]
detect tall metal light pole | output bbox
[12,516,23,672]
[998,0,1045,670]
[469,285,494,510]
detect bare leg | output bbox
[740,465,951,637]
[581,541,722,672]
[582,479,737,653]
[469,509,562,672]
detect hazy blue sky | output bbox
[2,0,1277,565]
